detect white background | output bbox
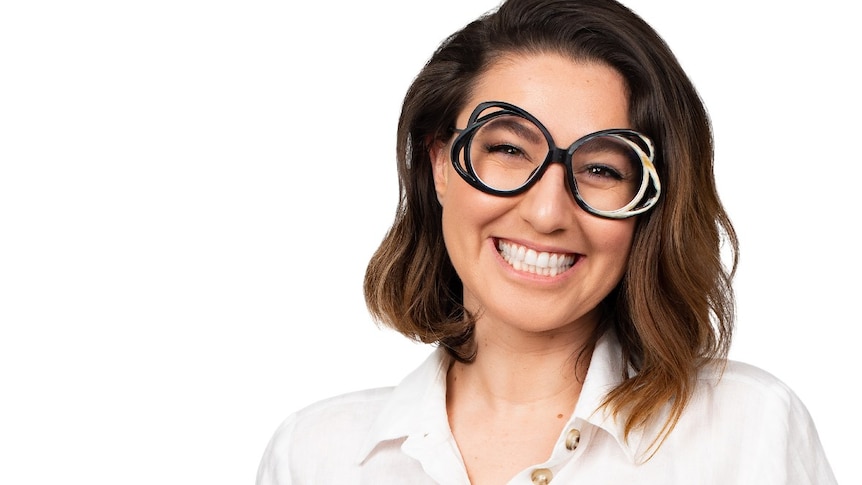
[1,1,858,483]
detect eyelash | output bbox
[485,143,524,157]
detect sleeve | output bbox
[256,414,297,485]
[715,363,838,485]
[782,394,837,485]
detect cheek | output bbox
[441,168,510,228]
[439,176,518,281]
[586,218,637,263]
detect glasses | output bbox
[450,101,661,219]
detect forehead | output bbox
[463,52,631,143]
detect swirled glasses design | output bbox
[450,101,661,219]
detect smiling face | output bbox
[431,52,636,339]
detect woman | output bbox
[258,0,836,483]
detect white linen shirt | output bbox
[257,333,836,484]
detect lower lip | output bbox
[491,238,581,283]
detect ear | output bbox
[429,140,449,205]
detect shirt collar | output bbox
[573,331,661,463]
[356,331,655,465]
[356,347,452,463]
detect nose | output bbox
[517,163,577,234]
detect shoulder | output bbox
[270,386,395,451]
[694,359,809,420]
[701,360,795,399]
[695,360,802,408]
[293,386,395,424]
[256,349,448,485]
[256,387,395,485]
[689,360,835,479]
[685,359,825,447]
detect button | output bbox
[530,468,553,484]
[565,428,581,451]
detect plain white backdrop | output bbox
[1,1,858,483]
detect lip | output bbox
[491,237,582,281]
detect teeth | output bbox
[497,240,576,276]
[536,252,549,267]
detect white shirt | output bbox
[256,333,836,484]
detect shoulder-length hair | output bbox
[364,0,738,450]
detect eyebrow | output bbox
[483,117,545,145]
[575,137,630,155]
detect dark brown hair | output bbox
[364,0,737,450]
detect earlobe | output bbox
[429,141,448,205]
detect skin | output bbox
[430,52,636,485]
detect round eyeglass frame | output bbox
[450,101,662,219]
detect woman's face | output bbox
[431,52,636,337]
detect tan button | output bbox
[530,468,553,484]
[565,428,581,451]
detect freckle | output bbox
[557,414,563,419]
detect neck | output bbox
[447,317,597,411]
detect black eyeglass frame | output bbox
[450,101,662,219]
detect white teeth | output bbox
[497,240,576,276]
[536,252,549,267]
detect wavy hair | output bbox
[363,0,738,451]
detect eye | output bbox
[485,143,525,157]
[584,164,624,180]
